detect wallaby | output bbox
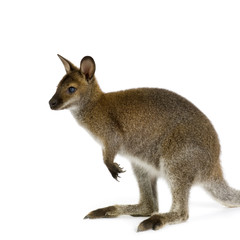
[49,55,240,232]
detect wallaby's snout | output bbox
[49,97,57,109]
[49,94,62,110]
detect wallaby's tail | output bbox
[204,177,240,208]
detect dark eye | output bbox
[68,87,76,93]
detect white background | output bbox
[0,0,240,239]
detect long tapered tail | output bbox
[204,177,240,207]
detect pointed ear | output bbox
[80,56,96,81]
[57,54,78,73]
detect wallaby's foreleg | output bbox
[137,182,190,231]
[102,143,125,181]
[84,164,158,219]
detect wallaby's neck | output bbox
[70,78,104,122]
[89,78,104,103]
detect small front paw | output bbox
[84,206,118,219]
[106,162,125,181]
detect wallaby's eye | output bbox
[68,87,76,94]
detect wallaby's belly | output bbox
[119,148,164,177]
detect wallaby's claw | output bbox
[106,162,125,181]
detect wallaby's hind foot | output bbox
[84,206,118,219]
[84,164,159,220]
[137,215,163,232]
[84,204,156,219]
[137,211,189,232]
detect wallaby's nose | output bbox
[49,98,58,109]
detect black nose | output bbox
[49,98,58,109]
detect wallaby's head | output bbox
[49,55,98,111]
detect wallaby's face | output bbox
[49,71,88,111]
[49,55,96,111]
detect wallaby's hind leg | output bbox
[84,163,158,219]
[138,181,190,231]
[130,163,158,216]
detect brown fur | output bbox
[49,55,240,232]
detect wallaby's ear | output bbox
[57,54,78,73]
[80,56,96,82]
